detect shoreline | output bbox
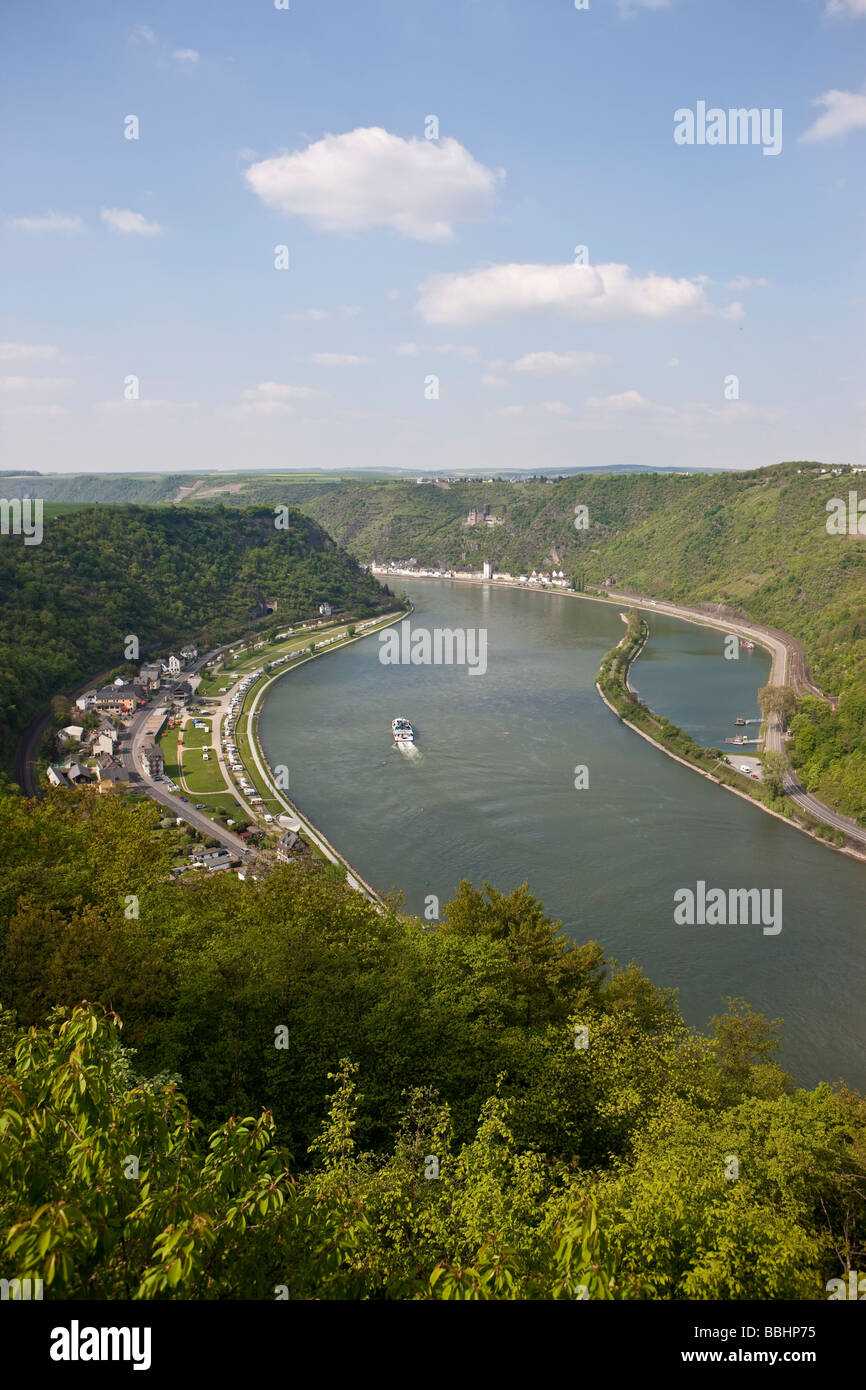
[244,606,411,907]
[382,570,866,864]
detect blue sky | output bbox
[2,0,864,473]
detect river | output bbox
[259,578,866,1090]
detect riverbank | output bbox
[383,569,866,858]
[241,606,412,906]
[598,610,866,866]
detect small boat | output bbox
[734,717,747,725]
[741,639,755,650]
[392,717,415,743]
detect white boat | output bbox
[392,716,415,743]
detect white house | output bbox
[59,724,84,743]
[168,654,182,676]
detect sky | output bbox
[1,0,865,475]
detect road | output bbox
[606,588,866,850]
[121,648,251,857]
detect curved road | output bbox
[606,587,866,850]
[15,642,250,859]
[122,651,250,858]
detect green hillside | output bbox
[0,505,390,772]
[2,790,865,1299]
[288,463,866,821]
[4,463,863,817]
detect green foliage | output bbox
[0,504,389,771]
[790,693,866,821]
[1,793,865,1299]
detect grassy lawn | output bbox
[158,727,181,782]
[198,623,346,692]
[182,748,229,795]
[189,791,248,824]
[182,720,213,749]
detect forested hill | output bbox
[288,461,866,820]
[0,505,389,772]
[288,461,865,687]
[2,789,866,1299]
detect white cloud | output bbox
[307,353,374,366]
[538,401,572,416]
[585,390,653,411]
[511,350,612,375]
[417,261,739,326]
[0,343,58,362]
[436,343,480,360]
[825,0,866,16]
[173,49,200,63]
[244,127,501,241]
[235,381,320,418]
[128,25,156,45]
[100,208,163,236]
[727,276,769,290]
[0,376,71,392]
[800,88,866,143]
[242,382,320,401]
[7,212,84,233]
[285,308,329,324]
[283,305,360,323]
[395,341,478,360]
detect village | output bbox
[373,559,572,587]
[41,603,399,889]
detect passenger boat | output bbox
[392,717,415,743]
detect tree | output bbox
[762,749,787,797]
[758,684,798,728]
